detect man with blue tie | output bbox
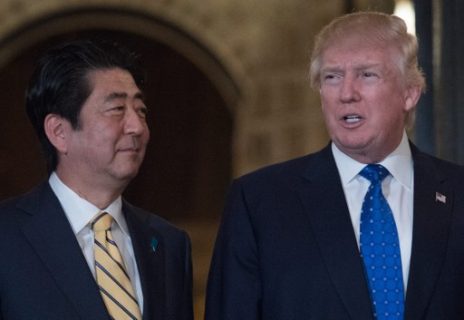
[206,11,464,319]
[0,39,193,320]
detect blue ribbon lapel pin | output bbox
[151,237,159,253]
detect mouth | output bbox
[342,114,363,124]
[117,146,141,154]
[118,137,144,153]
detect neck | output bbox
[55,169,126,209]
[348,152,388,164]
[336,133,406,164]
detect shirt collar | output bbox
[48,172,129,235]
[332,131,413,190]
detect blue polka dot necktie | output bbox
[359,164,405,320]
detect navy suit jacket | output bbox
[206,144,464,319]
[0,182,193,320]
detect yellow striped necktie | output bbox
[92,212,142,320]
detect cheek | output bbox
[321,102,338,125]
[93,122,122,141]
[374,104,405,130]
[320,88,332,104]
[143,126,151,141]
[320,88,338,108]
[88,131,112,149]
[320,95,331,113]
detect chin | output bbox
[113,167,141,182]
[336,139,373,155]
[336,137,368,149]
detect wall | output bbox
[0,0,394,317]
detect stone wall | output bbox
[0,0,361,176]
[0,0,394,317]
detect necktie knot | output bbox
[359,164,389,184]
[92,212,113,232]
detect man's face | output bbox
[59,68,150,189]
[319,37,419,163]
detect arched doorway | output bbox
[0,7,238,317]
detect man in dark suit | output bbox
[0,40,193,320]
[206,12,464,320]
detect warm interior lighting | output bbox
[394,0,416,35]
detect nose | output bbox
[339,75,360,103]
[124,107,148,136]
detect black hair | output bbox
[26,39,145,173]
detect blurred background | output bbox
[0,0,460,318]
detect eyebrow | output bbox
[354,63,382,71]
[104,91,145,102]
[321,63,382,73]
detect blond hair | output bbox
[309,11,425,92]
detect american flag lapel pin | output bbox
[435,192,446,204]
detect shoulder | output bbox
[411,144,463,177]
[122,200,190,240]
[223,145,336,209]
[236,144,333,187]
[0,182,51,218]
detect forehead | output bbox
[321,36,398,70]
[86,68,141,95]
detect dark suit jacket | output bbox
[0,182,193,320]
[205,144,464,319]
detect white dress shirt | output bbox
[48,172,144,311]
[331,131,413,290]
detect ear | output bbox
[404,85,422,112]
[44,114,71,154]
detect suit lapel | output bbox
[296,146,374,320]
[124,203,166,320]
[17,183,110,320]
[404,148,454,320]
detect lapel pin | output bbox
[151,237,158,253]
[435,192,446,204]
